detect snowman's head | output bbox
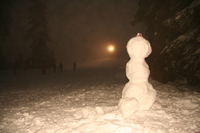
[126,36,152,59]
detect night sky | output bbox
[7,0,146,69]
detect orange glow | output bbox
[108,45,115,52]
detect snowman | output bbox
[118,33,157,118]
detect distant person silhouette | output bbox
[59,62,63,72]
[73,62,76,71]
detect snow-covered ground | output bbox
[0,68,200,133]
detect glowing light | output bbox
[108,45,115,52]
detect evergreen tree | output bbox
[0,0,12,68]
[25,0,51,74]
[132,0,199,86]
[161,3,200,85]
[132,0,194,59]
[132,0,171,58]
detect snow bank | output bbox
[0,69,200,133]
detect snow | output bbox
[126,36,152,59]
[119,36,156,117]
[161,28,199,54]
[0,68,200,133]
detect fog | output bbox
[6,0,147,68]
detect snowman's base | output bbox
[119,82,157,118]
[118,97,138,118]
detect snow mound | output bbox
[0,69,200,133]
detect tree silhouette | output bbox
[24,0,51,74]
[0,0,12,68]
[161,3,200,85]
[132,0,200,86]
[132,0,193,59]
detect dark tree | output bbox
[132,0,194,59]
[161,3,200,85]
[0,0,12,68]
[132,0,199,86]
[24,0,51,74]
[132,0,171,59]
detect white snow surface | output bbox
[0,68,200,133]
